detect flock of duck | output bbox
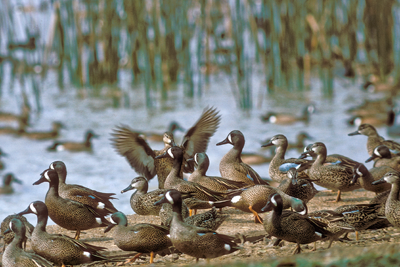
[1,105,400,266]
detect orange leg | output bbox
[125,253,143,264]
[335,190,342,202]
[249,206,263,223]
[74,230,81,240]
[355,231,359,241]
[149,251,155,263]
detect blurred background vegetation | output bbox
[0,0,399,111]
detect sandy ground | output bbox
[7,188,400,266]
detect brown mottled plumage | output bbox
[111,107,221,189]
[33,169,110,240]
[1,214,34,252]
[19,121,64,140]
[17,201,107,266]
[46,130,99,152]
[350,163,393,194]
[365,145,400,171]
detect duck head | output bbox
[104,211,128,233]
[216,130,245,147]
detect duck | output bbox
[211,184,307,224]
[372,171,400,228]
[104,211,172,264]
[2,218,53,267]
[1,214,34,251]
[154,189,240,262]
[49,161,117,215]
[287,131,314,152]
[260,104,315,125]
[334,203,384,240]
[348,124,400,156]
[216,130,268,186]
[261,134,309,183]
[240,150,273,165]
[154,146,231,214]
[160,206,228,231]
[19,121,64,140]
[347,97,393,117]
[350,162,393,194]
[46,129,99,152]
[138,121,185,142]
[121,176,189,217]
[277,168,319,204]
[0,147,7,170]
[0,173,22,194]
[300,143,360,167]
[0,114,28,136]
[187,152,249,192]
[261,193,329,254]
[307,209,354,249]
[347,108,394,127]
[17,201,108,266]
[32,169,110,239]
[299,142,361,202]
[365,145,400,171]
[111,106,221,189]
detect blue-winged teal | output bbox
[260,104,315,125]
[139,121,185,142]
[372,171,400,228]
[1,214,34,252]
[334,203,384,240]
[104,211,172,264]
[348,124,400,156]
[211,184,306,224]
[33,169,110,239]
[350,163,393,194]
[261,134,309,183]
[365,145,400,171]
[261,193,329,254]
[362,74,397,93]
[347,108,394,127]
[216,130,268,186]
[19,121,64,140]
[121,176,189,218]
[188,152,249,192]
[300,142,361,202]
[277,168,319,204]
[0,148,7,170]
[0,173,22,194]
[17,201,108,266]
[155,146,230,214]
[347,97,393,117]
[3,218,53,267]
[307,210,354,249]
[49,161,117,215]
[161,206,228,231]
[111,106,221,189]
[154,190,240,262]
[46,130,99,152]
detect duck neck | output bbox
[171,200,184,223]
[47,180,60,199]
[275,144,287,160]
[167,154,184,182]
[10,230,24,249]
[196,161,208,176]
[389,183,400,202]
[35,212,48,233]
[57,170,67,185]
[314,151,327,165]
[271,206,283,229]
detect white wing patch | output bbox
[231,195,241,203]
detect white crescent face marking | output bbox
[269,116,277,123]
[194,153,198,164]
[165,191,174,204]
[271,195,278,206]
[30,203,38,214]
[167,148,174,159]
[50,163,54,169]
[131,181,140,188]
[110,217,117,225]
[375,147,382,157]
[231,195,241,203]
[44,171,51,181]
[228,134,233,144]
[9,221,13,232]
[299,208,307,215]
[356,168,363,177]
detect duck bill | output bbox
[154,151,168,159]
[3,228,11,235]
[261,140,273,148]
[261,200,274,212]
[121,184,134,194]
[153,196,168,206]
[12,177,23,184]
[32,175,47,185]
[348,130,361,136]
[365,154,377,163]
[372,178,386,185]
[17,206,32,216]
[104,223,116,233]
[216,138,230,146]
[298,152,310,159]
